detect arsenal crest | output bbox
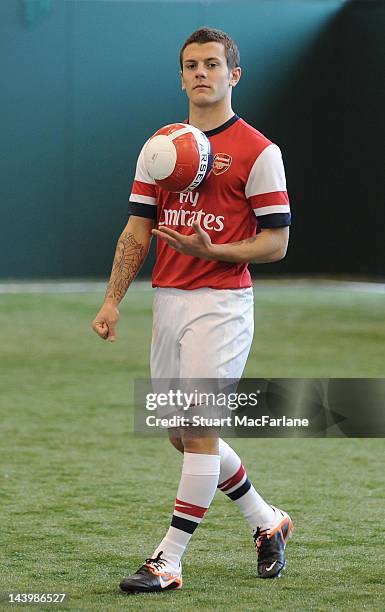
[212,153,232,175]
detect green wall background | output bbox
[1,0,384,278]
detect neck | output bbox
[188,101,235,132]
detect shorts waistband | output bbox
[155,286,253,296]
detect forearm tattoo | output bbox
[105,232,145,302]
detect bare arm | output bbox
[212,227,289,263]
[152,223,289,264]
[92,216,155,341]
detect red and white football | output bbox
[143,123,212,193]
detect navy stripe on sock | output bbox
[227,478,251,501]
[171,514,199,534]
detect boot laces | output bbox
[253,527,270,554]
[145,551,167,571]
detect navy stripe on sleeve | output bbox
[127,202,157,220]
[258,212,291,229]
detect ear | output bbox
[229,66,241,88]
[180,70,186,91]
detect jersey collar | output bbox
[185,114,239,137]
[203,114,239,137]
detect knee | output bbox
[182,435,219,455]
[168,436,184,453]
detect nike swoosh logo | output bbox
[266,561,277,572]
[159,575,179,588]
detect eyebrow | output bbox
[183,57,222,64]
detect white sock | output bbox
[218,439,275,532]
[153,452,220,569]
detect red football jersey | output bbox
[128,115,290,290]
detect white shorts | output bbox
[150,287,254,380]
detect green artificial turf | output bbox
[0,284,384,610]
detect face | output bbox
[181,41,241,107]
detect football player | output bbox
[92,27,292,594]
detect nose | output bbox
[195,62,208,79]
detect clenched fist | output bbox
[92,302,120,342]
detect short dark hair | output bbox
[179,27,240,71]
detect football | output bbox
[143,123,212,192]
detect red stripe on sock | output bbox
[218,464,246,492]
[175,498,207,519]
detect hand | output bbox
[92,302,120,342]
[152,221,216,260]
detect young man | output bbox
[92,27,292,593]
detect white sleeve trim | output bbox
[245,144,287,198]
[253,205,290,217]
[129,194,157,205]
[135,141,157,185]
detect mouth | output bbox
[194,84,210,90]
